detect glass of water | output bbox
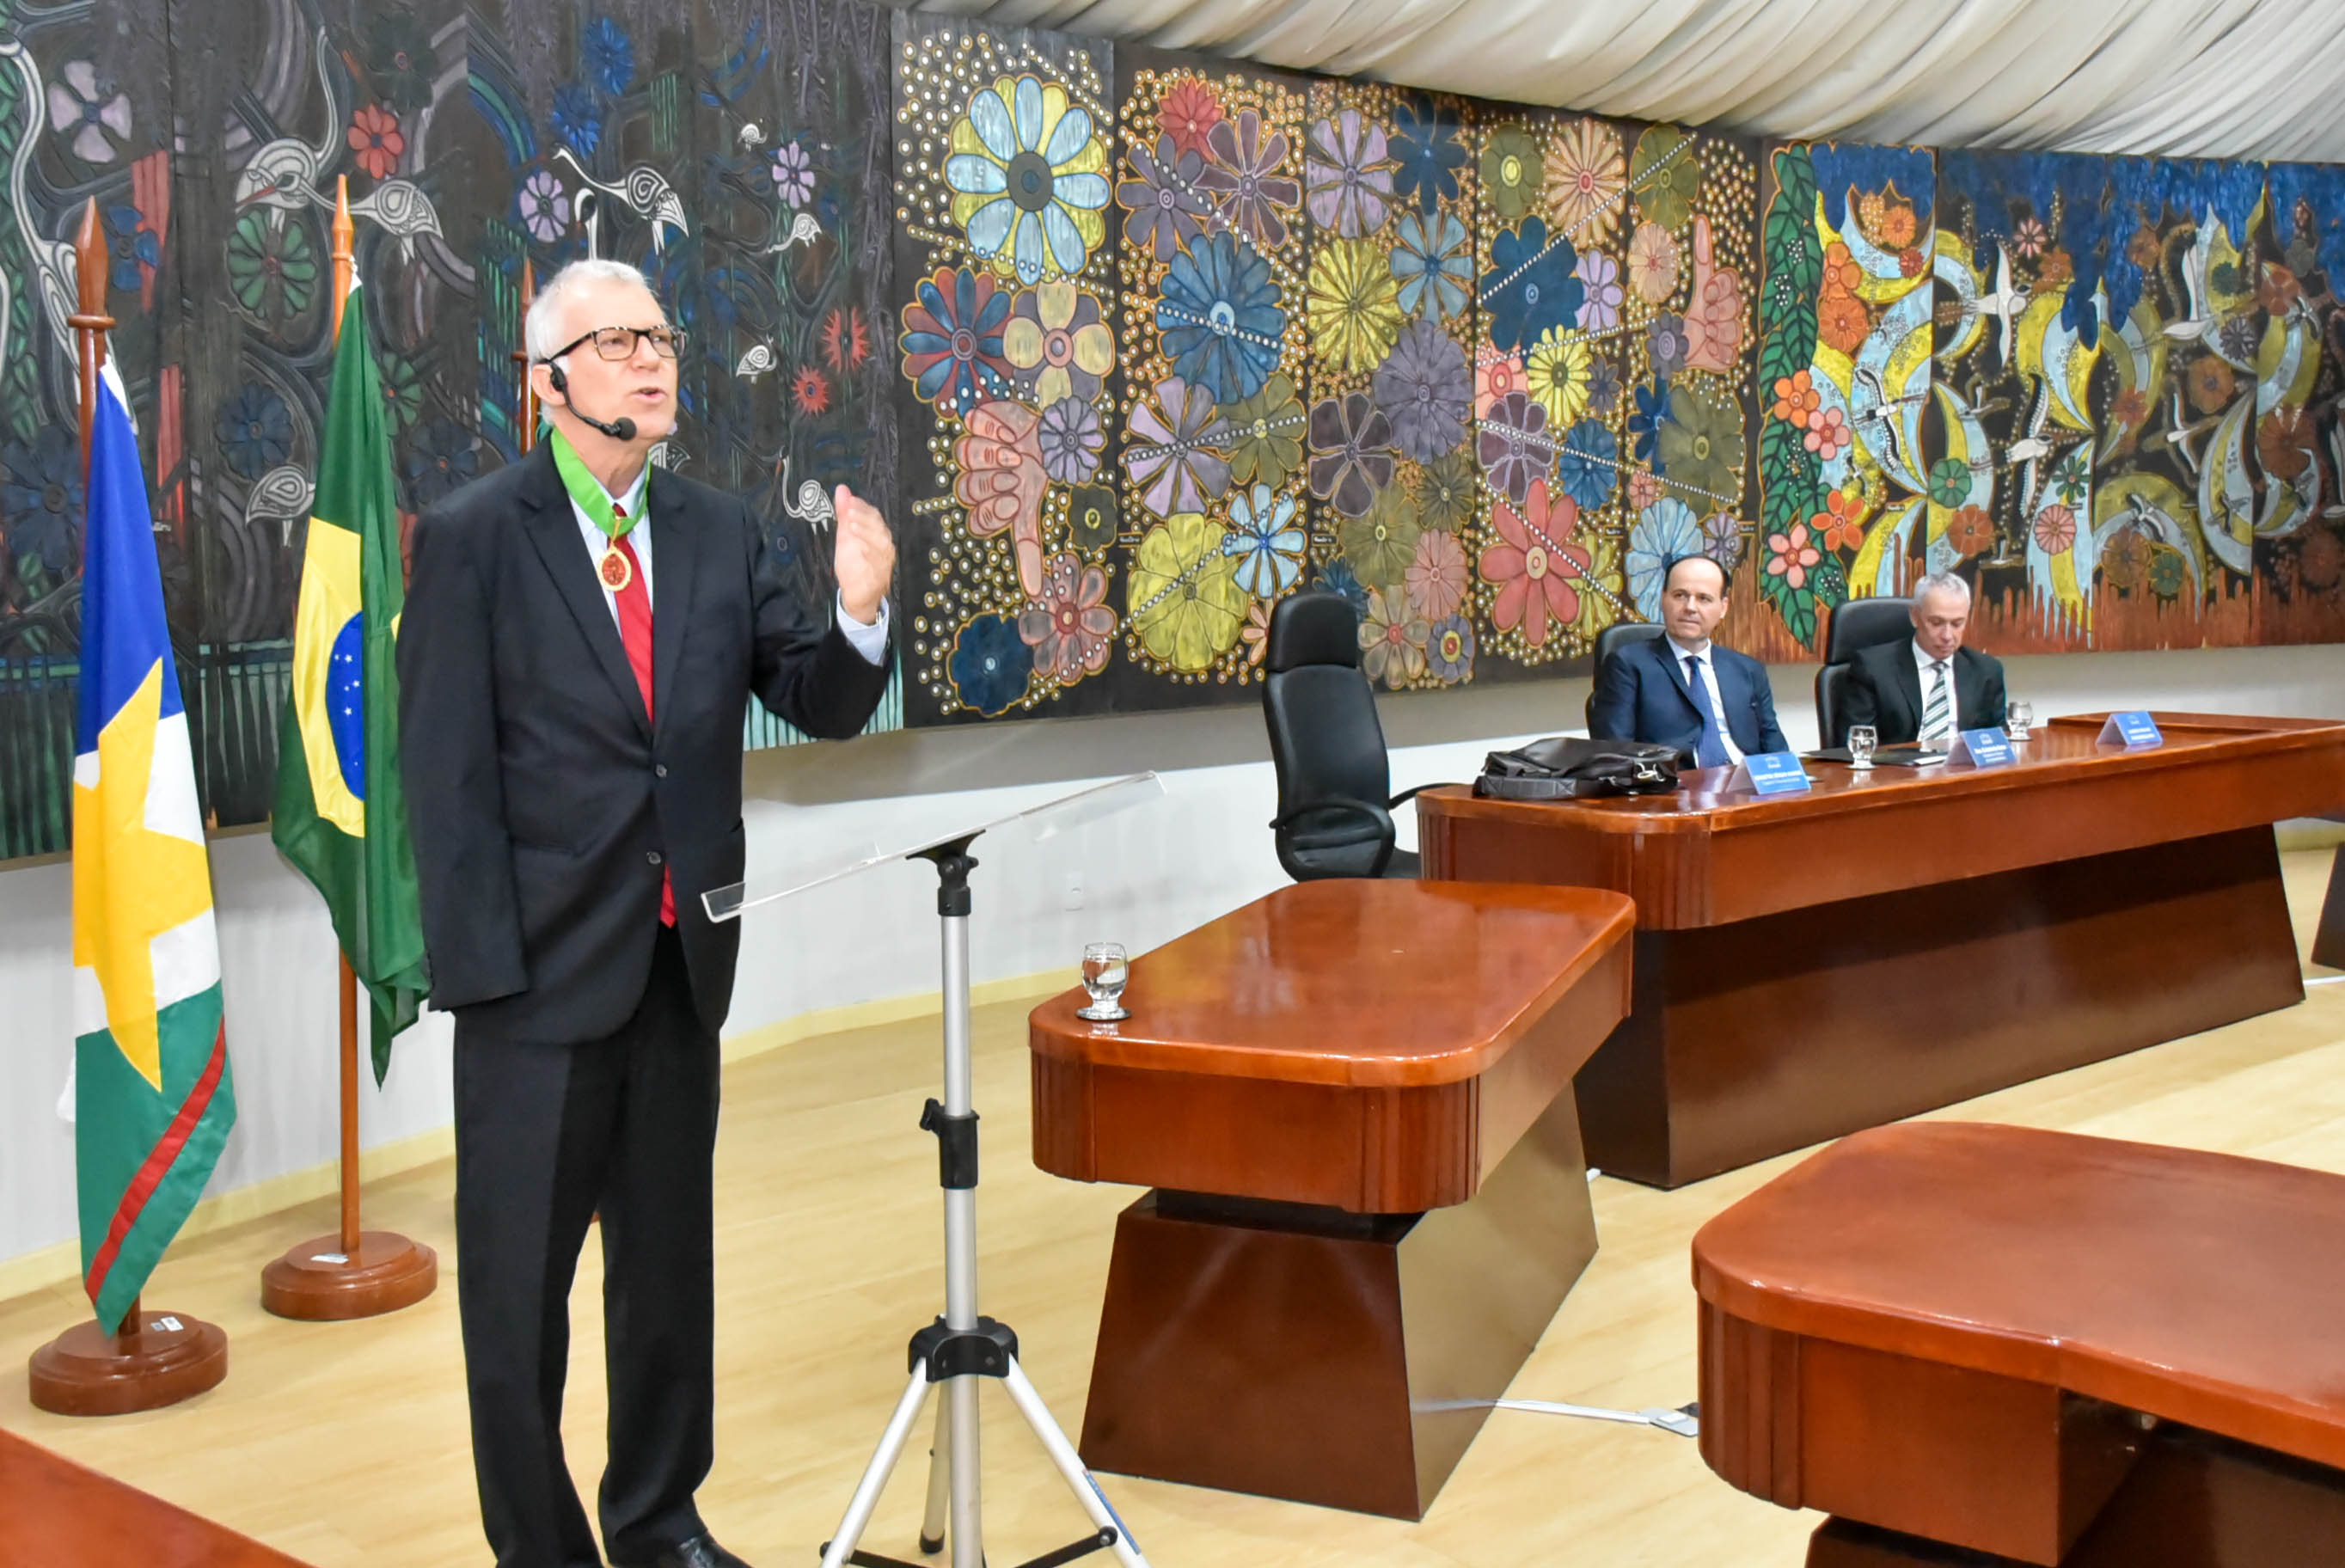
[2005,699,2034,741]
[1846,725,1878,771]
[1078,941,1130,1021]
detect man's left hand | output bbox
[834,485,896,626]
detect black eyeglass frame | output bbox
[540,324,687,364]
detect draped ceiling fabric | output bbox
[909,0,2345,166]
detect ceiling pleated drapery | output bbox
[910,0,2345,163]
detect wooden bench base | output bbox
[1580,829,2304,1187]
[2315,843,2345,971]
[1078,1087,1597,1519]
[1806,1424,2345,1567]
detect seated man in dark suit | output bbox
[1840,571,2007,749]
[1589,554,1787,765]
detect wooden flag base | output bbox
[260,1231,437,1321]
[28,1309,228,1417]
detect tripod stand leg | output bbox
[947,1369,983,1568]
[919,1400,950,1553]
[820,1366,934,1568]
[1000,1357,1152,1567]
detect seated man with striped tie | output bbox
[1840,570,2007,751]
[1589,554,1787,767]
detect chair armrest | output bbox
[1387,781,1466,810]
[1270,797,1396,842]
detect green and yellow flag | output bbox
[272,283,429,1079]
[73,358,236,1333]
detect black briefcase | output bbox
[1473,736,1690,800]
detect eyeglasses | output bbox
[547,325,686,362]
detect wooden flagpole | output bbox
[259,177,437,1321]
[28,201,230,1415]
[516,257,538,453]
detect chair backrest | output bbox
[1815,596,1913,747]
[1261,592,1393,880]
[1584,621,1667,730]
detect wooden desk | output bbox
[0,1429,309,1567]
[1030,879,1635,1518]
[1419,713,2345,1187]
[1693,1122,2345,1566]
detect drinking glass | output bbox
[1078,941,1130,1021]
[2005,699,2034,741]
[1846,725,1878,771]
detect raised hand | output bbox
[833,485,897,627]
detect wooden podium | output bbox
[1694,1123,2345,1565]
[1030,879,1634,1518]
[1421,713,2345,1186]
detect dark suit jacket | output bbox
[1840,641,2005,746]
[397,444,891,1044]
[1589,634,1788,758]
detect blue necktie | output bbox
[1684,654,1730,768]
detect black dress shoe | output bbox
[616,1533,753,1568]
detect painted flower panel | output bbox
[946,74,1112,285]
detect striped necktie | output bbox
[1920,658,1952,748]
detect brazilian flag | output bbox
[272,283,429,1080]
[74,357,237,1333]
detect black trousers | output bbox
[455,926,719,1568]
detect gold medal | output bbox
[598,545,633,592]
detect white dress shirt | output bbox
[1911,639,1956,745]
[564,464,890,664]
[1664,634,1746,765]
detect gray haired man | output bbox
[1838,572,2007,748]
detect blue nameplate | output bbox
[2098,711,2163,749]
[1730,750,1812,795]
[1946,727,2014,768]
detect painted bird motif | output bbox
[553,147,689,253]
[760,211,823,256]
[735,343,777,381]
[346,178,444,260]
[230,29,341,230]
[245,465,316,547]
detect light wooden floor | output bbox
[4,850,2342,1568]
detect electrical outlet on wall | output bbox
[1062,872,1084,911]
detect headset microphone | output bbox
[542,361,639,443]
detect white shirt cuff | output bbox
[836,592,891,665]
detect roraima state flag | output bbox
[71,358,236,1333]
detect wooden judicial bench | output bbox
[0,1428,310,1567]
[1693,1122,2345,1565]
[1029,879,1634,1518]
[1419,713,2345,1188]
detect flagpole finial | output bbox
[69,198,117,473]
[331,175,355,346]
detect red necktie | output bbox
[609,509,674,927]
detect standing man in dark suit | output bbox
[1840,571,2006,749]
[1589,554,1787,764]
[398,259,895,1568]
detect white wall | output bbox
[3,641,2341,1272]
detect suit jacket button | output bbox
[655,763,669,778]
[646,850,664,867]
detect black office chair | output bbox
[1261,591,1440,880]
[1583,621,1666,730]
[1815,596,1913,747]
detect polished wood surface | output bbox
[1032,879,1634,1211]
[1081,1092,1596,1519]
[0,1429,309,1567]
[1030,879,1635,1085]
[1807,1430,2345,1567]
[2317,844,2345,971]
[1696,1122,2345,1565]
[1421,714,2345,1186]
[0,851,2332,1568]
[257,1231,438,1322]
[28,1308,229,1418]
[1033,879,1633,1516]
[1419,714,2345,928]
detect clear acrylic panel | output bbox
[701,772,1162,923]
